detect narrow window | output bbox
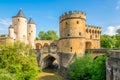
[90,35,92,39]
[67,34,70,36]
[95,30,96,34]
[79,32,81,36]
[98,31,99,34]
[86,29,88,33]
[89,30,91,33]
[92,30,94,33]
[77,21,79,24]
[95,35,97,38]
[70,47,72,52]
[66,22,68,25]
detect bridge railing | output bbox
[42,47,49,53]
[35,46,58,54]
[50,46,57,53]
[85,48,109,54]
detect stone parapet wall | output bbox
[106,50,120,80]
[85,49,109,53]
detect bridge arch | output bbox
[43,43,49,47]
[40,54,59,69]
[36,43,42,49]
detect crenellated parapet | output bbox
[60,10,86,23]
[86,25,102,34]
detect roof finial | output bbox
[20,8,22,10]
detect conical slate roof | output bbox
[14,9,26,18]
[8,25,14,28]
[28,17,35,24]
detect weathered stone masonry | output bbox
[106,50,120,80]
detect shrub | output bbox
[68,54,107,80]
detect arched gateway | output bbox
[40,54,59,69]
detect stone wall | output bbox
[106,50,120,80]
[85,48,108,58]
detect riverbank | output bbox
[38,69,66,80]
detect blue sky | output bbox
[0,0,120,36]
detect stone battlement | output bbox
[86,25,101,29]
[60,10,86,22]
[86,25,102,34]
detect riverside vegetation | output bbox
[0,41,41,80]
[68,54,107,80]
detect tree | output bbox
[0,42,41,80]
[114,35,120,48]
[100,35,115,48]
[68,54,93,80]
[68,54,107,80]
[38,30,59,40]
[115,28,120,48]
[90,55,107,80]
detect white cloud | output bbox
[116,5,120,10]
[0,18,11,26]
[105,25,120,36]
[0,18,11,33]
[0,27,7,31]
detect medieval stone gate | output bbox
[35,40,60,69]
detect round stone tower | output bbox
[9,25,15,40]
[12,9,28,43]
[27,17,36,48]
[59,11,86,56]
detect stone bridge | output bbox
[35,40,109,69]
[35,48,108,69]
[36,46,59,69]
[35,40,59,69]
